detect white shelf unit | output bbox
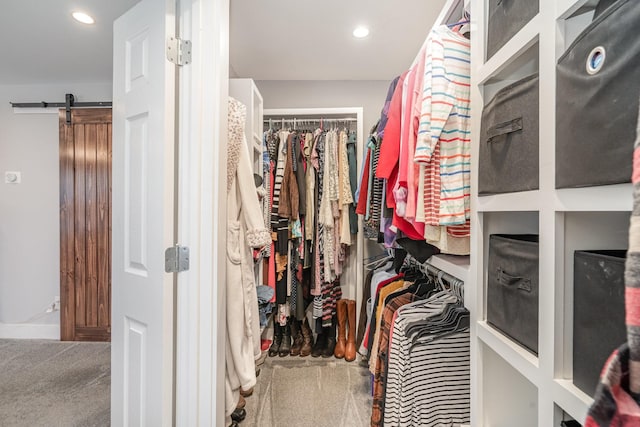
[428,255,470,285]
[229,78,264,174]
[469,1,631,426]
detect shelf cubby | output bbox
[556,212,629,403]
[553,402,585,427]
[481,41,539,101]
[481,343,538,427]
[479,21,539,86]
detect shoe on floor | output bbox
[311,332,327,358]
[231,408,246,423]
[269,323,283,357]
[279,320,292,357]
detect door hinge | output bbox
[165,245,190,273]
[166,37,192,66]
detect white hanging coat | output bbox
[224,98,271,416]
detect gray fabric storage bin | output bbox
[487,234,539,355]
[556,0,640,188]
[487,0,539,59]
[573,250,627,396]
[479,74,539,195]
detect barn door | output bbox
[59,108,112,342]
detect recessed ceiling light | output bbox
[72,12,95,25]
[352,26,370,39]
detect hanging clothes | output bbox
[362,254,470,427]
[414,25,471,254]
[260,120,358,330]
[356,24,471,256]
[384,302,470,426]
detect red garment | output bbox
[402,49,427,222]
[376,72,408,181]
[355,149,372,215]
[377,70,426,239]
[392,211,425,240]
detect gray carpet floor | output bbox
[243,356,373,427]
[0,339,111,427]
[0,340,372,427]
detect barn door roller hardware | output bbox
[10,93,112,124]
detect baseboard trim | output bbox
[0,323,60,340]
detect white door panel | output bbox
[112,0,176,425]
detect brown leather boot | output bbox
[334,299,347,358]
[300,318,312,357]
[290,319,303,356]
[345,300,357,362]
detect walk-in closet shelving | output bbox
[554,185,633,212]
[229,78,264,172]
[470,0,632,425]
[482,344,538,427]
[556,212,629,393]
[427,255,470,288]
[477,212,539,381]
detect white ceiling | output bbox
[0,0,139,85]
[230,0,447,81]
[0,0,447,85]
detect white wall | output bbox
[255,80,391,131]
[0,83,111,339]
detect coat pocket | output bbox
[227,221,242,265]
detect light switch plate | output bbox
[5,171,21,184]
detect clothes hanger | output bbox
[447,19,469,27]
[411,276,436,298]
[365,256,392,270]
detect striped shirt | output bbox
[415,25,471,227]
[366,135,384,240]
[371,291,418,427]
[383,294,470,426]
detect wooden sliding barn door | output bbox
[60,108,112,341]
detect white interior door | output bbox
[112,0,176,425]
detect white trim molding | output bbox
[0,323,60,340]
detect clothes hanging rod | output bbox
[425,261,463,286]
[404,253,465,285]
[263,117,358,122]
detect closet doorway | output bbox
[59,108,112,342]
